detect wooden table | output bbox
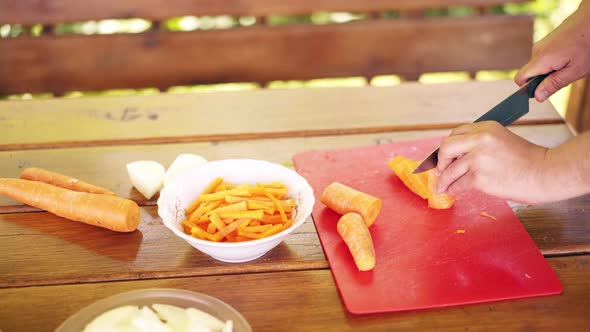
[1,80,589,331]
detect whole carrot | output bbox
[0,178,139,232]
[20,167,116,196]
[337,213,375,271]
[321,182,382,227]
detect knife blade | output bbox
[412,73,552,174]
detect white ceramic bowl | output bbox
[157,159,315,263]
[56,288,251,332]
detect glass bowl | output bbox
[56,288,251,332]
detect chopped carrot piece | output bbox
[206,201,248,216]
[191,226,222,241]
[246,201,275,214]
[215,219,249,239]
[218,210,264,220]
[321,182,382,227]
[198,185,250,202]
[249,187,288,199]
[215,182,227,192]
[480,212,497,220]
[183,178,296,242]
[206,223,217,233]
[187,202,209,223]
[337,213,375,271]
[263,189,288,223]
[209,213,225,231]
[387,155,456,209]
[187,177,223,214]
[244,224,274,232]
[260,215,284,224]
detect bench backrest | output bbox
[0,0,533,95]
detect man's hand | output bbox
[435,121,549,204]
[515,1,590,102]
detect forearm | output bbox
[540,131,590,201]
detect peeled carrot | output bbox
[337,213,375,271]
[0,178,140,232]
[320,182,382,227]
[387,155,456,209]
[20,167,116,196]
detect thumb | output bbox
[533,66,578,102]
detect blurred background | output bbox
[0,0,582,117]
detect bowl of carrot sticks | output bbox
[157,159,315,262]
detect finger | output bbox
[436,156,470,194]
[446,171,476,196]
[435,135,477,175]
[514,57,552,86]
[533,66,580,102]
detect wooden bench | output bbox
[0,0,533,95]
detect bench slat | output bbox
[1,0,528,25]
[0,16,532,94]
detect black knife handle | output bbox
[525,71,555,98]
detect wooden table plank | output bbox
[1,255,589,332]
[0,124,572,210]
[2,193,588,288]
[0,207,326,288]
[514,198,590,256]
[0,81,562,150]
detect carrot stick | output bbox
[215,219,249,239]
[337,213,375,271]
[205,201,247,216]
[218,210,264,220]
[387,155,456,209]
[264,190,288,223]
[320,182,382,227]
[0,178,139,232]
[20,167,115,196]
[209,213,226,231]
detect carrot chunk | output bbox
[387,155,456,209]
[320,182,382,227]
[337,213,376,271]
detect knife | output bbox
[412,73,552,174]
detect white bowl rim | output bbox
[157,158,315,248]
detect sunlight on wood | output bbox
[419,72,470,84]
[371,75,402,86]
[167,83,259,94]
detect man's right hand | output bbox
[515,0,590,102]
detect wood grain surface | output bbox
[0,125,572,209]
[2,196,588,288]
[0,206,326,288]
[1,255,589,332]
[0,16,533,95]
[1,80,586,331]
[0,0,529,25]
[1,16,532,94]
[0,81,562,150]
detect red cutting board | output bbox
[293,136,563,314]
